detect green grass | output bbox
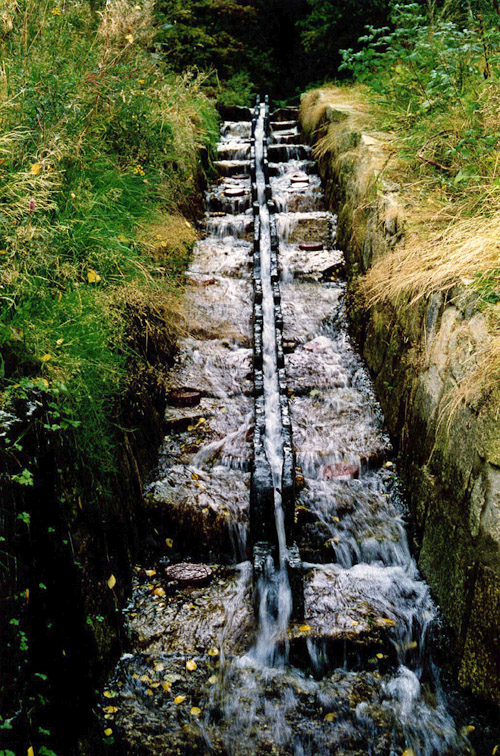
[0,0,218,483]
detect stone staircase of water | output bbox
[99,101,474,756]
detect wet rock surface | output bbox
[125,564,253,655]
[166,337,253,398]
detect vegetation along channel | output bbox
[2,2,500,755]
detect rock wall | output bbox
[300,90,500,709]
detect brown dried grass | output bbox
[361,214,500,307]
[98,0,155,50]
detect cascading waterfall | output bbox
[98,99,497,756]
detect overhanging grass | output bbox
[0,0,218,483]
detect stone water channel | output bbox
[100,101,474,755]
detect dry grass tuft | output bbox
[300,85,371,140]
[361,214,500,307]
[98,0,155,50]
[0,0,18,32]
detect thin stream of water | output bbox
[250,102,292,666]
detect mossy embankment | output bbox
[0,1,217,751]
[300,86,500,711]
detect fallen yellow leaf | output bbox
[107,574,116,590]
[377,617,395,626]
[125,33,134,43]
[41,354,52,362]
[145,569,156,577]
[186,659,197,671]
[190,706,201,717]
[324,712,335,722]
[165,538,173,548]
[298,624,311,633]
[376,653,385,659]
[104,728,113,736]
[87,269,102,284]
[402,750,415,756]
[493,746,499,755]
[103,690,116,698]
[145,689,153,696]
[174,695,186,704]
[154,661,165,672]
[351,620,360,626]
[153,587,166,597]
[28,748,34,756]
[207,647,219,657]
[103,706,118,714]
[56,338,64,345]
[30,163,41,175]
[140,675,151,683]
[162,681,172,692]
[208,675,218,685]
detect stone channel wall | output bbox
[300,89,500,709]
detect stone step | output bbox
[145,465,250,561]
[277,211,332,245]
[166,337,253,398]
[214,159,251,177]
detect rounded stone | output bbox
[225,187,246,197]
[290,173,308,183]
[167,389,201,408]
[298,241,324,252]
[232,173,249,180]
[164,563,213,587]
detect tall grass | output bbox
[0,0,218,481]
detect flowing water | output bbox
[100,101,480,755]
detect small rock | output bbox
[164,563,213,587]
[295,468,306,490]
[299,241,323,252]
[320,463,359,480]
[167,389,201,408]
[225,187,246,197]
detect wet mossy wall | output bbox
[300,92,500,710]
